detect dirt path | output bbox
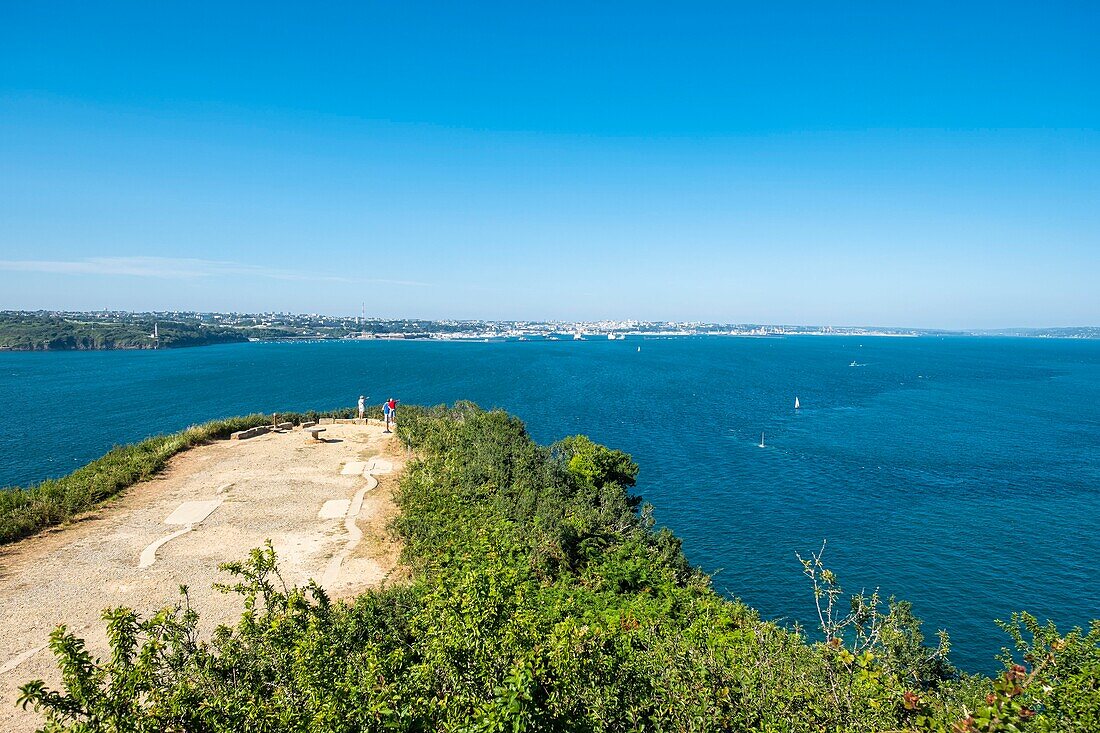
[0,422,406,731]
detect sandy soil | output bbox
[0,422,406,731]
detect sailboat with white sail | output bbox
[794,396,800,409]
[758,431,766,448]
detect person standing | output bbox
[357,395,366,420]
[384,397,398,432]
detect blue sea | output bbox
[2,336,1098,673]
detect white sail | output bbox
[759,432,765,447]
[795,396,800,409]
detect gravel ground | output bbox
[0,422,405,731]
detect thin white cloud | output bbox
[0,257,428,287]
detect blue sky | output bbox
[1,2,1097,328]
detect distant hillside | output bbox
[0,313,250,350]
[0,311,450,350]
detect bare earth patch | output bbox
[0,422,406,731]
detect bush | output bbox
[16,404,1100,731]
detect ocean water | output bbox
[2,336,1098,673]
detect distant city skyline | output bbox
[2,3,1098,329]
[9,309,1098,343]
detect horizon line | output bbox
[2,309,1096,334]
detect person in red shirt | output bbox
[384,397,398,432]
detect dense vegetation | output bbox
[0,312,251,350]
[14,404,1100,731]
[0,408,374,543]
[0,311,514,350]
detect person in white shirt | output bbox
[357,395,366,419]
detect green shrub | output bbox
[15,403,1100,731]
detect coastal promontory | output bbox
[2,404,1095,731]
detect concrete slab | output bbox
[164,500,222,526]
[317,499,351,519]
[368,459,393,474]
[341,461,368,475]
[0,645,47,675]
[320,470,381,588]
[139,526,192,569]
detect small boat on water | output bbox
[794,396,800,409]
[636,346,641,352]
[758,432,766,448]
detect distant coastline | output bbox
[0,310,1096,351]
